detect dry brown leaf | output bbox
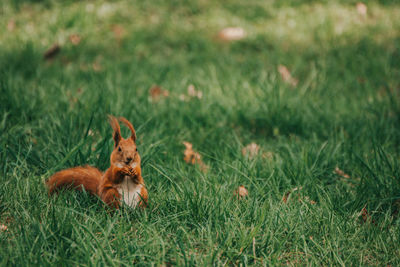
[234,185,249,199]
[242,142,260,159]
[183,141,199,163]
[359,206,377,225]
[183,141,208,172]
[303,196,317,205]
[218,27,246,41]
[187,84,202,99]
[149,85,169,102]
[334,167,350,179]
[278,65,298,87]
[361,207,369,223]
[69,34,81,45]
[92,61,102,72]
[43,43,61,60]
[0,224,7,231]
[7,19,15,32]
[356,2,367,16]
[282,187,302,204]
[112,24,125,40]
[282,193,289,203]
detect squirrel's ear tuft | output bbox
[108,115,121,147]
[119,117,137,142]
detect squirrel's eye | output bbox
[118,147,122,152]
[136,148,138,152]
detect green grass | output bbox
[1,0,400,265]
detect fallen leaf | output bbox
[149,85,169,102]
[282,187,302,204]
[242,142,260,159]
[183,141,199,163]
[234,185,249,199]
[334,167,350,179]
[43,43,61,60]
[183,141,208,172]
[359,206,377,225]
[0,224,7,231]
[282,192,290,204]
[69,34,81,45]
[303,196,317,205]
[187,84,202,99]
[112,24,125,40]
[278,65,298,87]
[361,207,369,223]
[7,19,15,32]
[282,191,292,204]
[218,27,246,41]
[356,2,367,16]
[92,61,102,71]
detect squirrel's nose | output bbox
[126,157,132,163]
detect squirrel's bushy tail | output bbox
[46,166,102,195]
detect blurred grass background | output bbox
[1,0,400,265]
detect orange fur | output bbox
[139,186,148,208]
[46,116,148,209]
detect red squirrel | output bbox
[46,116,148,209]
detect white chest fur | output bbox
[115,162,142,208]
[117,177,142,208]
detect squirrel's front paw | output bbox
[121,166,137,177]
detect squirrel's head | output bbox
[109,115,140,168]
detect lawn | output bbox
[1,0,400,265]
